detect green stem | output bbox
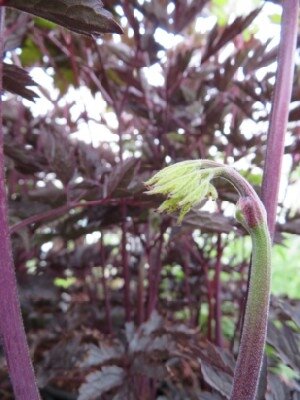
[145,160,272,400]
[230,221,271,400]
[203,163,272,400]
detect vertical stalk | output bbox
[121,201,131,322]
[137,257,145,325]
[147,236,163,317]
[214,234,223,347]
[259,4,298,396]
[182,251,194,327]
[203,260,213,341]
[261,0,299,239]
[0,7,40,400]
[100,233,112,333]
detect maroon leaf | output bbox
[107,158,138,197]
[200,359,232,399]
[203,9,261,63]
[5,0,123,35]
[3,63,38,101]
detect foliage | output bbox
[0,1,299,399]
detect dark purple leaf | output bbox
[267,322,300,373]
[78,367,125,400]
[3,63,38,101]
[107,158,138,197]
[183,210,237,234]
[266,373,293,400]
[80,342,124,368]
[5,0,123,35]
[200,359,232,399]
[203,9,261,63]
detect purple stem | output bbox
[10,197,143,234]
[203,259,213,341]
[147,237,163,317]
[214,234,223,347]
[261,0,299,239]
[0,7,40,399]
[137,258,145,325]
[182,251,194,327]
[100,233,112,333]
[121,201,131,322]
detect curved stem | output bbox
[145,159,272,400]
[204,164,272,399]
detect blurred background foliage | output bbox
[0,0,300,399]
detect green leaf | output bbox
[269,13,281,24]
[211,5,228,26]
[145,161,219,222]
[239,169,262,186]
[34,16,57,30]
[20,38,42,66]
[54,277,76,289]
[211,0,229,26]
[271,235,300,299]
[213,0,228,5]
[5,0,123,36]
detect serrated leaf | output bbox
[5,0,123,36]
[78,367,125,400]
[128,311,175,354]
[80,342,124,368]
[200,360,232,399]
